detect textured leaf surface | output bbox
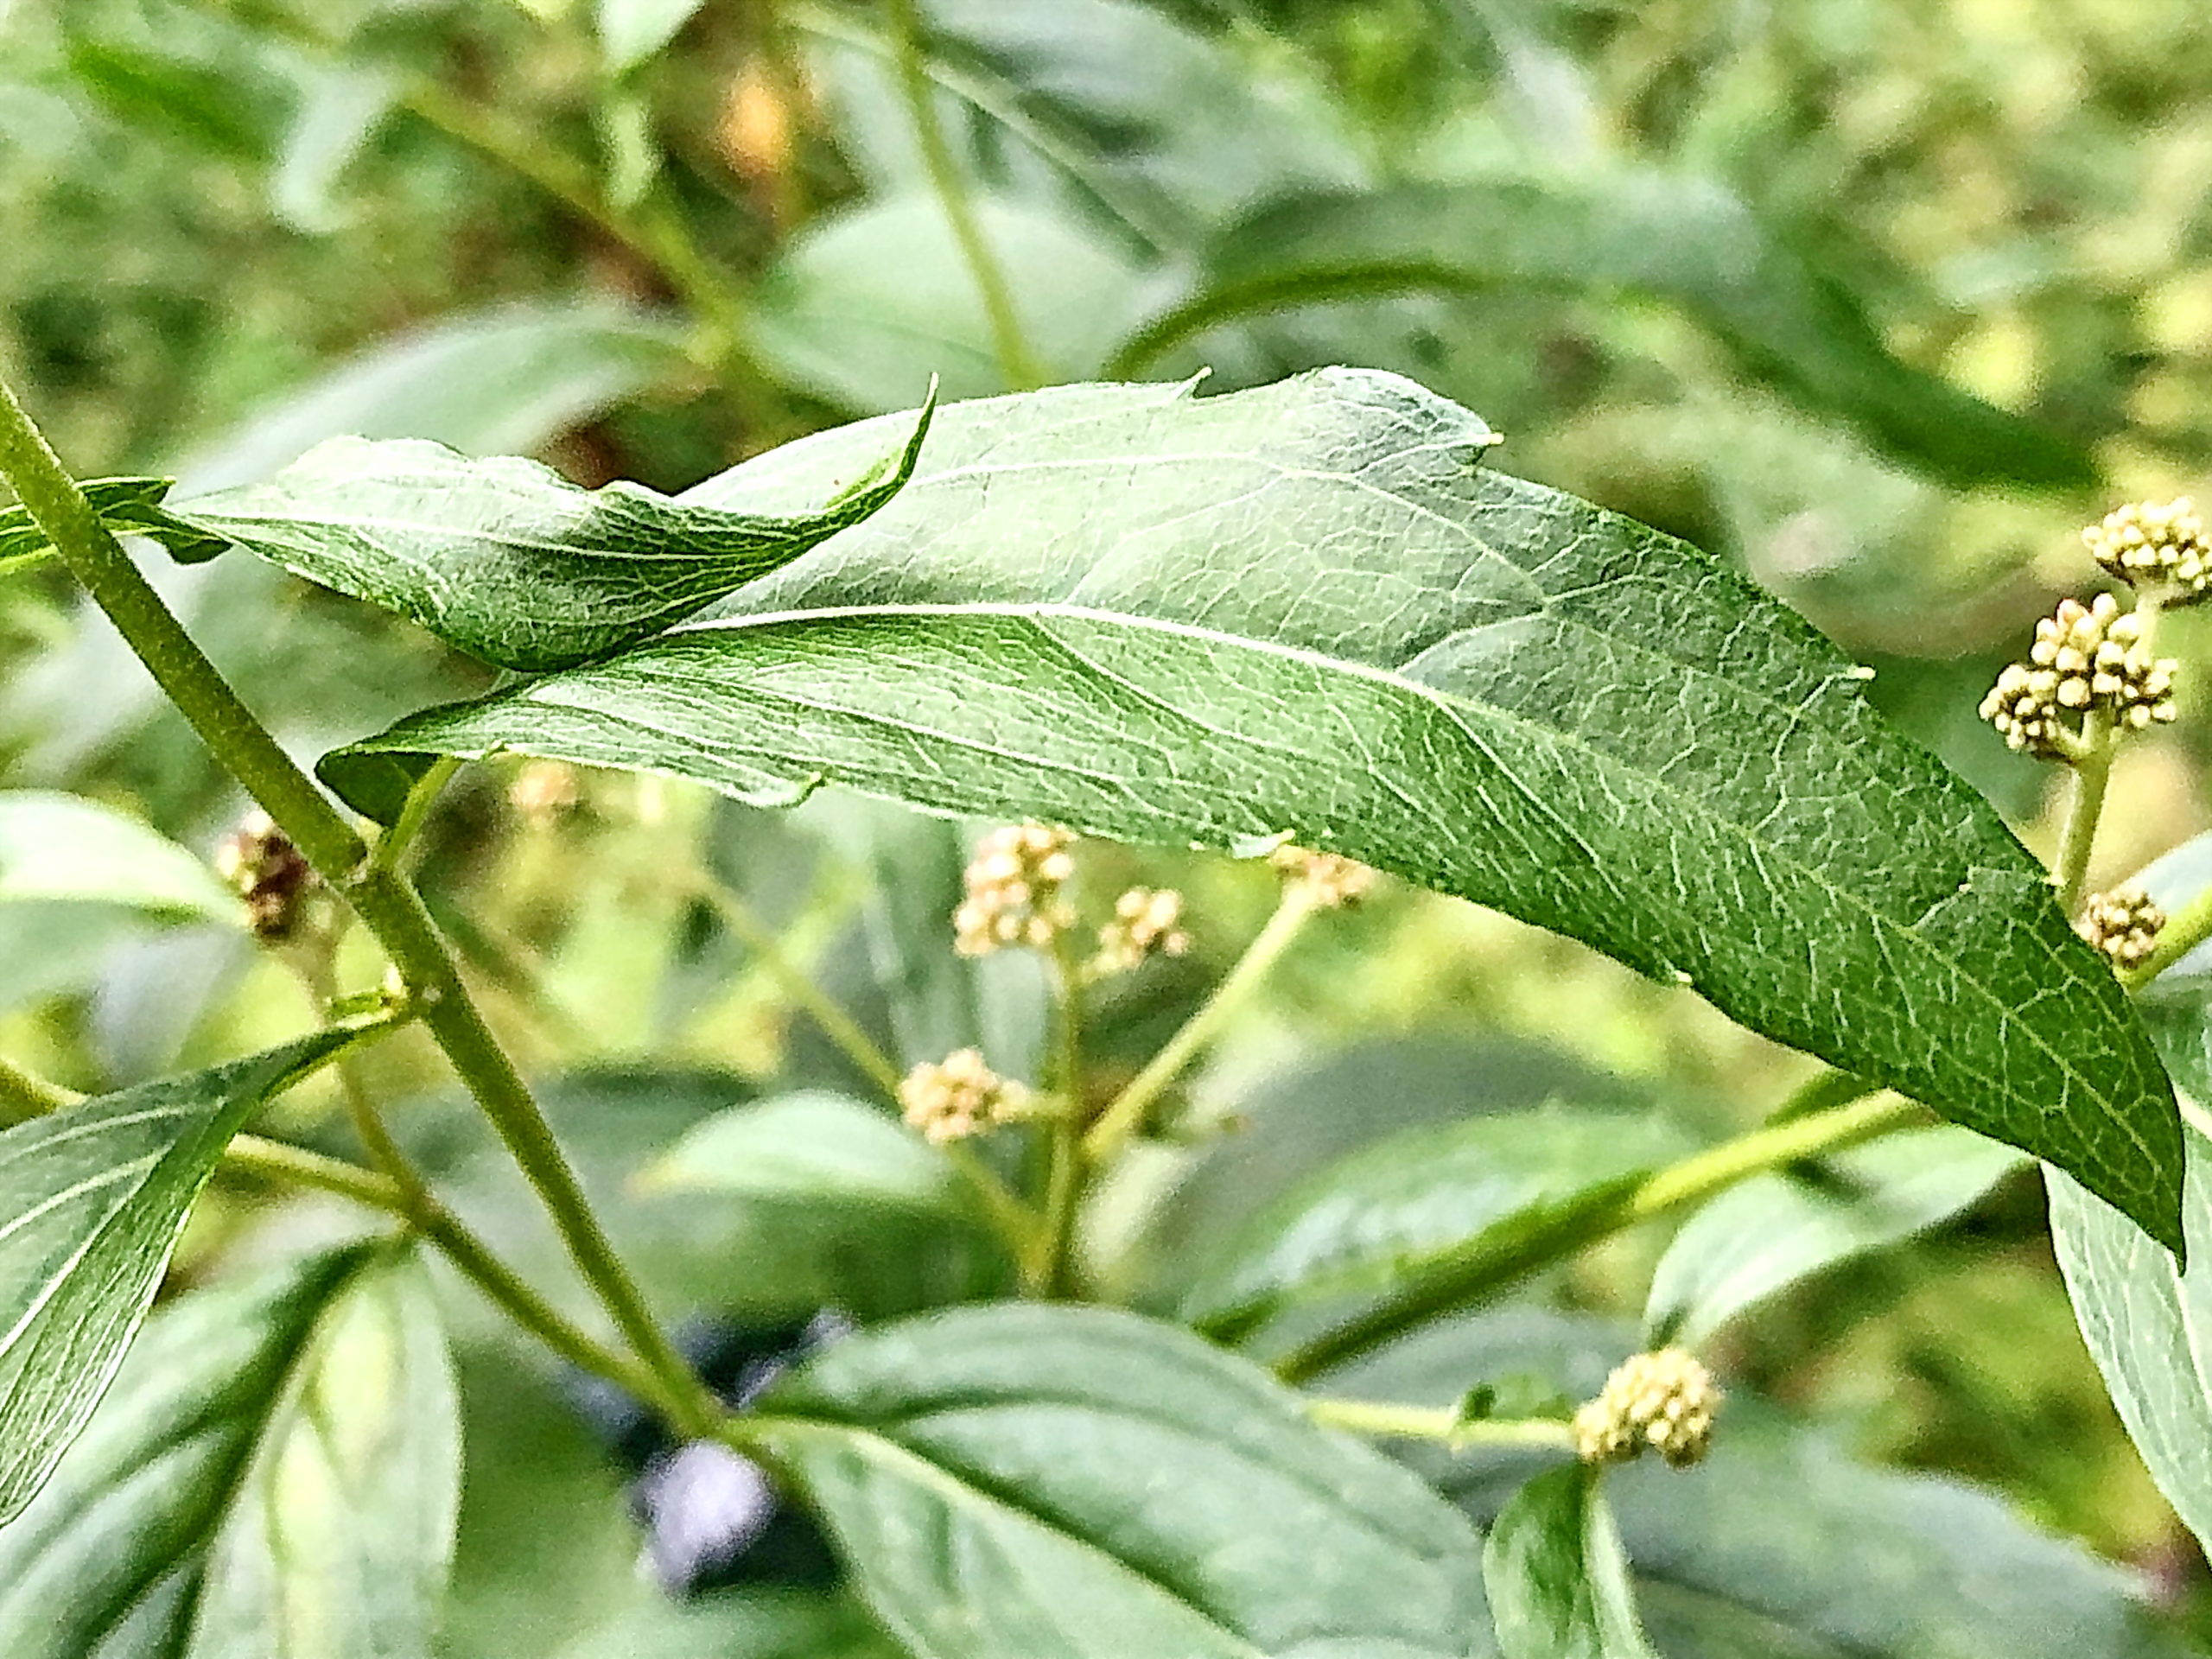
[1116,181,2093,489]
[1645,1126,2025,1346]
[162,398,932,673]
[751,1303,1490,1658]
[0,1244,461,1658]
[322,371,2181,1245]
[0,477,226,572]
[1183,1107,1693,1340]
[0,789,238,921]
[0,1029,349,1522]
[1484,1465,1658,1659]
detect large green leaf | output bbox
[747,1303,1491,1658]
[1112,180,2093,490]
[0,1029,353,1522]
[1484,1465,1658,1659]
[1182,1106,1694,1342]
[0,789,238,921]
[156,398,933,673]
[0,1243,461,1658]
[1325,1310,2190,1659]
[645,1090,977,1224]
[318,371,2182,1248]
[1644,1126,2025,1347]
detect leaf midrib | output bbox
[635,598,2138,1166]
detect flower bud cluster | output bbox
[898,1048,1030,1144]
[2075,885,2164,971]
[1269,843,1378,907]
[1571,1348,1720,1469]
[2084,498,2209,604]
[1980,594,2177,757]
[954,823,1077,956]
[214,810,317,940]
[1090,886,1192,977]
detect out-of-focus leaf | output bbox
[795,0,1362,252]
[63,34,283,162]
[1484,1464,1659,1659]
[270,63,397,235]
[594,88,661,210]
[0,1244,461,1659]
[753,194,1159,411]
[326,372,2181,1249]
[1644,1126,2025,1347]
[645,1090,973,1222]
[167,394,931,672]
[596,0,709,73]
[0,789,237,920]
[0,1029,353,1522]
[751,1303,1491,1658]
[1324,1311,2188,1658]
[551,1592,900,1659]
[1115,180,2094,489]
[1182,1107,1694,1341]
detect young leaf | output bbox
[1644,1127,2025,1347]
[747,1303,1490,1658]
[0,1028,353,1522]
[643,1090,974,1224]
[0,1244,461,1658]
[158,394,936,673]
[0,788,240,921]
[1181,1107,1694,1343]
[1483,1464,1659,1659]
[0,476,226,571]
[321,371,2183,1249]
[1114,180,2094,490]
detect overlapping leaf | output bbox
[747,1302,1491,1658]
[1484,1465,1657,1659]
[307,371,2179,1246]
[0,1244,461,1657]
[0,1029,353,1522]
[150,395,935,673]
[0,789,239,920]
[1113,180,2093,490]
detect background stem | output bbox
[1305,1396,1576,1452]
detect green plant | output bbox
[7,2,2212,1656]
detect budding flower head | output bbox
[954,823,1077,957]
[1269,842,1378,907]
[1572,1348,1720,1469]
[2084,499,2210,605]
[214,809,317,941]
[2076,884,2164,971]
[1090,886,1192,978]
[1979,594,2177,758]
[898,1049,1030,1145]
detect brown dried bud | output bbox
[897,1048,1030,1145]
[214,809,317,941]
[1572,1348,1720,1469]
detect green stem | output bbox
[1305,1396,1576,1452]
[1083,887,1319,1165]
[885,0,1046,390]
[2055,709,2116,916]
[371,754,461,878]
[2127,884,2212,989]
[1271,1090,1920,1383]
[0,378,715,1438]
[695,874,906,1098]
[1032,941,1089,1297]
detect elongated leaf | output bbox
[0,1028,352,1522]
[1183,1107,1694,1341]
[1115,180,2092,489]
[158,397,934,673]
[0,789,238,921]
[319,371,2182,1247]
[0,1244,461,1658]
[0,476,226,569]
[750,1303,1491,1658]
[644,1090,971,1221]
[1644,1126,2025,1347]
[1484,1465,1659,1659]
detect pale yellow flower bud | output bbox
[1572,1348,1721,1469]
